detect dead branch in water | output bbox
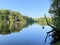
[44,14,57,34]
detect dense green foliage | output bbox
[49,0,60,45]
[0,9,52,26]
[49,0,60,29]
[0,9,34,25]
[0,9,34,34]
[34,17,52,25]
[0,9,52,35]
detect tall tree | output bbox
[49,0,60,29]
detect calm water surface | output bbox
[0,24,52,45]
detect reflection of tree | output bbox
[0,24,10,34]
[0,22,33,35]
[0,9,35,35]
[44,15,60,45]
[45,29,60,45]
[50,31,60,45]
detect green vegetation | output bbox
[34,17,52,25]
[49,0,60,45]
[0,9,52,35]
[0,22,33,35]
[0,9,52,26]
[49,0,60,29]
[0,9,35,35]
[0,9,34,25]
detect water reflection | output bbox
[0,23,33,35]
[50,31,60,45]
[0,22,54,45]
[45,28,60,45]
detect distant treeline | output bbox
[0,9,52,26]
[34,17,52,25]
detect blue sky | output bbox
[0,0,50,18]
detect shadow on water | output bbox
[50,31,60,45]
[45,28,60,45]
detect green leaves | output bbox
[34,17,52,25]
[0,9,34,25]
[49,0,60,28]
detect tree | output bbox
[48,0,60,45]
[49,0,60,29]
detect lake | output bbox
[0,24,52,45]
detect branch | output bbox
[44,14,56,29]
